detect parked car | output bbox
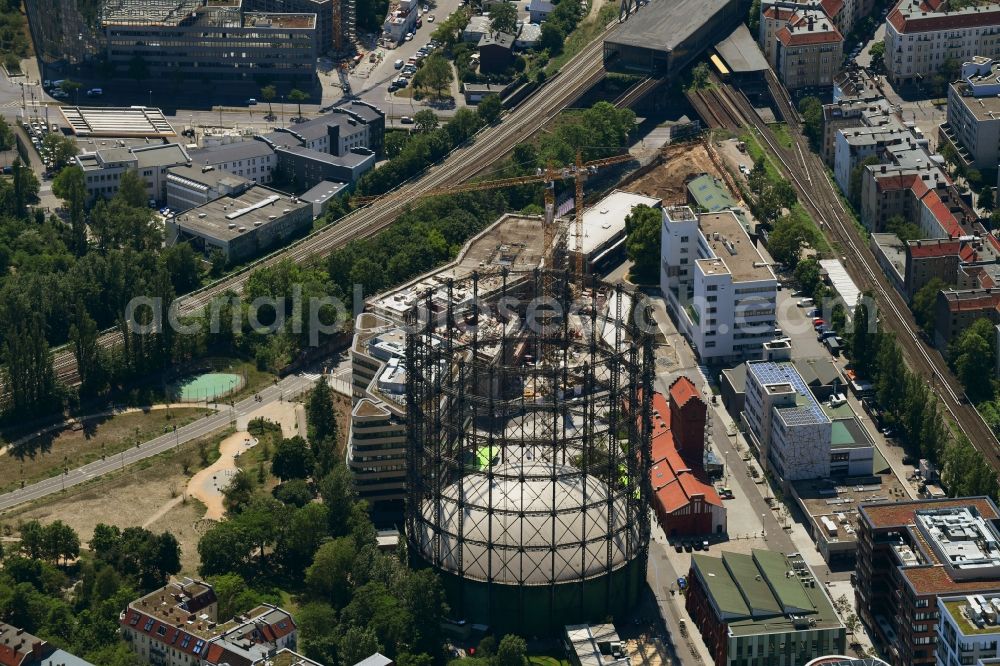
[813,317,825,327]
[405,32,414,40]
[674,543,683,553]
[797,298,814,308]
[428,14,435,21]
[86,88,103,97]
[400,116,414,124]
[683,541,693,552]
[394,58,404,69]
[702,540,710,551]
[246,98,257,105]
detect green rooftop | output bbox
[691,549,844,637]
[687,174,737,212]
[943,598,1000,636]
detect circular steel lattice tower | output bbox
[405,269,654,634]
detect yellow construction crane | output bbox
[352,151,633,280]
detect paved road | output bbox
[0,373,317,514]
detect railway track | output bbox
[46,28,614,387]
[710,77,1000,469]
[686,87,741,131]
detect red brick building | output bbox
[856,497,1000,666]
[648,377,726,537]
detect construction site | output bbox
[404,265,654,635]
[344,150,661,634]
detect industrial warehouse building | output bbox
[603,0,743,77]
[166,185,311,263]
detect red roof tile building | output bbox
[856,497,1000,666]
[648,378,726,537]
[885,0,1000,86]
[762,7,844,90]
[120,577,298,666]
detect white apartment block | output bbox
[944,57,1000,170]
[833,121,909,196]
[937,593,1000,666]
[743,360,833,482]
[885,0,1000,87]
[660,206,778,364]
[347,312,407,510]
[75,143,190,204]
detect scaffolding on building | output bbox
[405,268,654,631]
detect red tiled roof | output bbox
[777,24,842,46]
[647,390,722,515]
[903,565,1000,596]
[960,245,977,262]
[920,190,963,238]
[669,376,700,409]
[890,7,1000,34]
[907,240,960,259]
[947,292,1000,313]
[989,233,1000,254]
[762,6,797,20]
[820,0,844,18]
[205,644,226,664]
[122,609,206,659]
[863,497,999,529]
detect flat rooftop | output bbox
[698,210,774,282]
[565,624,627,666]
[747,361,829,427]
[941,595,1000,637]
[952,81,1000,121]
[568,189,660,256]
[692,549,843,637]
[791,476,909,547]
[604,0,733,51]
[872,233,905,279]
[687,174,736,212]
[916,506,1000,573]
[168,163,250,190]
[172,185,308,241]
[244,12,317,29]
[862,497,1000,596]
[270,649,325,666]
[60,106,176,138]
[371,214,550,320]
[819,259,861,314]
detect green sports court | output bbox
[171,372,245,402]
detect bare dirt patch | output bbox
[622,142,722,205]
[0,430,230,574]
[1,407,211,493]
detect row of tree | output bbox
[0,518,182,665]
[194,379,450,665]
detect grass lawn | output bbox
[770,122,795,149]
[741,130,831,257]
[739,130,782,182]
[528,655,571,666]
[545,2,616,75]
[0,407,212,493]
[1,427,229,575]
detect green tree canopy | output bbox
[624,204,661,283]
[489,2,518,34]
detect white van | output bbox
[394,59,404,69]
